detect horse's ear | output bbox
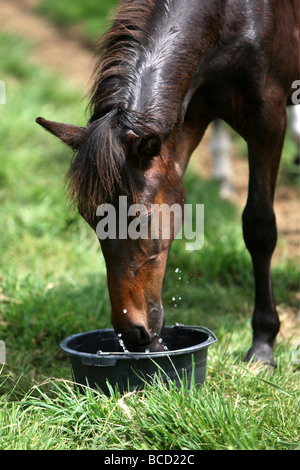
[36,117,86,150]
[124,131,162,159]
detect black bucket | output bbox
[60,324,217,394]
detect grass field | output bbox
[0,3,299,450]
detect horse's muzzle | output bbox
[113,307,165,352]
[131,324,152,345]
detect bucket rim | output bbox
[60,324,217,361]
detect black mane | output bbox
[65,0,207,219]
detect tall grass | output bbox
[1,356,299,450]
[0,31,299,450]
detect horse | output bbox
[36,0,300,365]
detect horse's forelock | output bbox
[65,0,172,220]
[65,110,136,220]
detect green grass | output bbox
[1,357,299,450]
[36,0,120,41]
[0,30,299,450]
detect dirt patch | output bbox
[0,0,94,91]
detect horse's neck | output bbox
[125,0,219,130]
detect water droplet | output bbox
[178,276,181,280]
[118,338,129,352]
[154,332,159,338]
[172,296,176,301]
[123,308,127,314]
[158,338,163,343]
[175,268,180,273]
[96,350,103,355]
[163,345,169,351]
[118,333,122,338]
[179,296,182,300]
[145,348,150,353]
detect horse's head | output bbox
[36,114,185,351]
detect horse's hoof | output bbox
[244,342,275,366]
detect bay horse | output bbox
[37,0,300,365]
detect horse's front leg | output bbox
[243,96,287,365]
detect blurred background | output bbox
[0,0,299,392]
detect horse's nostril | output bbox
[134,325,151,345]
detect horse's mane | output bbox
[65,1,167,218]
[65,0,198,219]
[89,0,161,120]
